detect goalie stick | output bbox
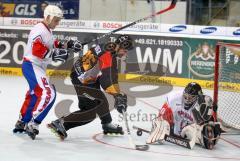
[132,125,194,149]
[122,111,149,151]
[82,0,177,45]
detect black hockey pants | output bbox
[62,71,112,131]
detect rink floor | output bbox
[0,76,239,161]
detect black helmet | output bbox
[183,82,203,110]
[115,35,134,50]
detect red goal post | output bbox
[214,42,240,130]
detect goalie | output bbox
[147,82,221,150]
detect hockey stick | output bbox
[132,125,194,149]
[219,124,240,135]
[82,0,177,45]
[122,111,149,151]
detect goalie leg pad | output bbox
[146,117,170,144]
[195,122,221,149]
[181,124,197,148]
[202,124,215,149]
[181,124,197,141]
[201,122,221,150]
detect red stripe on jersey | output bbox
[99,51,112,70]
[32,37,49,59]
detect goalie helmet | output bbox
[44,5,63,20]
[115,35,134,50]
[183,82,203,110]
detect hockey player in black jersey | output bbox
[47,35,134,140]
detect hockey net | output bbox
[214,42,240,132]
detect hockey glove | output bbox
[73,58,83,76]
[114,93,127,114]
[67,39,83,52]
[52,48,69,63]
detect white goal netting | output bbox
[214,42,240,130]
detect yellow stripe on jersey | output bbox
[81,50,98,71]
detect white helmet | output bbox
[44,5,63,20]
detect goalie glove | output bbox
[146,117,170,144]
[67,39,83,52]
[52,48,69,63]
[114,93,127,114]
[191,95,216,125]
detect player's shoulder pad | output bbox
[33,23,47,35]
[91,44,105,56]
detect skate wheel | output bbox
[47,124,65,141]
[103,131,108,135]
[26,132,36,140]
[30,135,36,140]
[13,128,25,133]
[13,128,18,133]
[103,132,124,136]
[137,130,142,136]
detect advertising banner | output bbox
[226,27,240,37]
[193,25,227,36]
[2,17,240,38]
[1,28,239,83]
[0,0,79,19]
[2,17,91,29]
[161,24,194,34]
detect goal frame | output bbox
[214,42,240,131]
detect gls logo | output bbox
[233,29,240,36]
[200,27,217,34]
[169,25,187,32]
[15,4,37,16]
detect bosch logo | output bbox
[200,27,217,34]
[169,25,187,32]
[233,29,240,36]
[102,22,122,29]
